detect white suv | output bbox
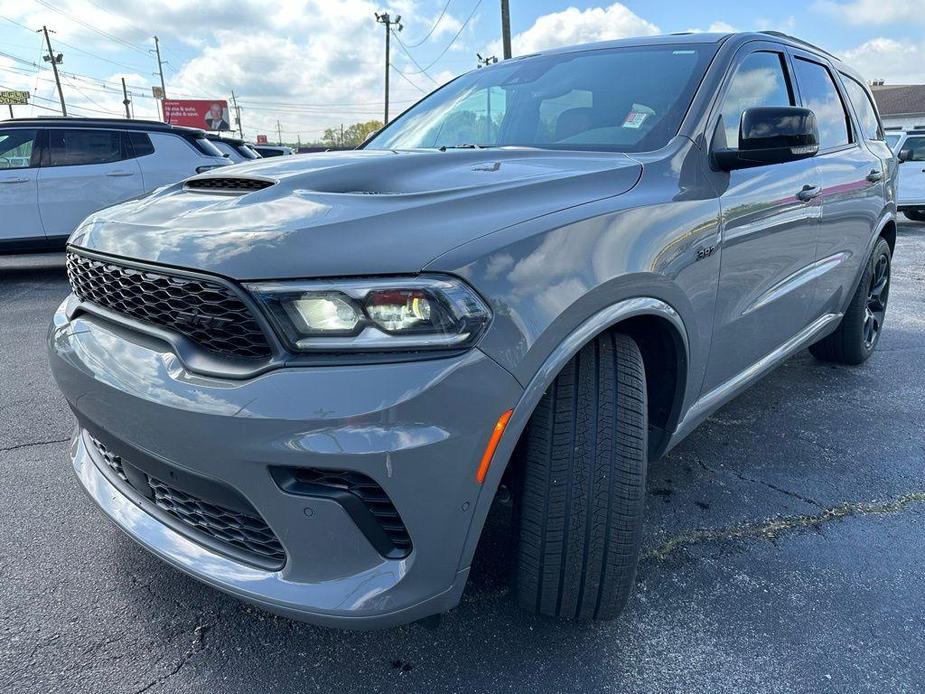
[0,117,229,253]
[886,129,925,221]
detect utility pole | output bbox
[39,26,66,116]
[340,123,345,148]
[230,90,243,138]
[121,78,131,118]
[500,0,512,60]
[276,120,282,146]
[375,12,403,124]
[152,36,167,120]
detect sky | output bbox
[0,0,923,143]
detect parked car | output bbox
[884,129,925,221]
[0,118,229,253]
[49,31,896,629]
[251,143,295,157]
[206,134,262,163]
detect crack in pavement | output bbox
[133,624,209,694]
[694,455,823,507]
[0,437,70,453]
[644,491,925,561]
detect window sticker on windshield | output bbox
[622,111,648,129]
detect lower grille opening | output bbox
[272,467,412,559]
[88,436,285,569]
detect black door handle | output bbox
[797,184,821,202]
[866,170,883,182]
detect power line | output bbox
[392,0,482,77]
[402,0,452,48]
[389,63,428,94]
[391,30,438,83]
[33,0,151,56]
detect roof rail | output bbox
[758,31,839,60]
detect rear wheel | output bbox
[513,331,647,621]
[904,209,925,222]
[809,237,891,365]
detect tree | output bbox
[322,120,384,149]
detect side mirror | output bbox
[713,107,819,171]
[898,149,912,163]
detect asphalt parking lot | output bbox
[2,222,923,694]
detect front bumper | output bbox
[49,296,522,628]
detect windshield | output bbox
[367,44,715,153]
[885,133,902,150]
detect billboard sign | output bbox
[256,134,268,144]
[0,91,30,105]
[162,99,231,131]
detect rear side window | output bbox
[193,136,224,157]
[903,136,925,161]
[0,129,38,169]
[126,132,155,158]
[47,129,123,167]
[719,51,793,149]
[840,75,883,141]
[792,58,851,149]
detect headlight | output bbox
[247,276,491,351]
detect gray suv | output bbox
[49,32,896,629]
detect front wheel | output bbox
[810,237,891,364]
[513,331,647,621]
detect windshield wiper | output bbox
[437,144,490,151]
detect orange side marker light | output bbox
[475,409,514,484]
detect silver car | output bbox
[49,32,896,629]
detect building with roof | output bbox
[870,83,925,131]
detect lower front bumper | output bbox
[71,430,470,629]
[51,296,523,628]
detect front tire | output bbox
[810,237,891,365]
[514,331,647,621]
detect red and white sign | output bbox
[162,99,231,131]
[255,134,268,144]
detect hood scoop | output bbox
[184,177,275,193]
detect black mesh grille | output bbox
[293,469,412,556]
[91,438,127,483]
[88,435,285,568]
[66,251,272,359]
[147,477,285,567]
[185,177,274,192]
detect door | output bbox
[896,134,925,208]
[703,47,822,393]
[0,128,42,243]
[37,128,144,240]
[791,58,888,317]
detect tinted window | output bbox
[841,74,883,141]
[0,129,38,169]
[368,45,715,153]
[47,129,123,166]
[903,137,925,162]
[719,52,793,148]
[193,136,224,157]
[255,147,284,157]
[126,132,155,157]
[792,58,851,149]
[885,133,902,150]
[237,144,260,159]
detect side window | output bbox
[840,74,883,141]
[47,129,123,167]
[126,132,154,158]
[0,129,38,169]
[792,58,851,149]
[719,51,793,149]
[903,137,925,162]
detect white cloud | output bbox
[813,0,925,26]
[840,38,925,84]
[486,3,659,57]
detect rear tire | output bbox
[904,209,925,222]
[514,331,647,621]
[809,237,891,365]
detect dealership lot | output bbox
[1,223,923,694]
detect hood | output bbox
[70,148,642,280]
